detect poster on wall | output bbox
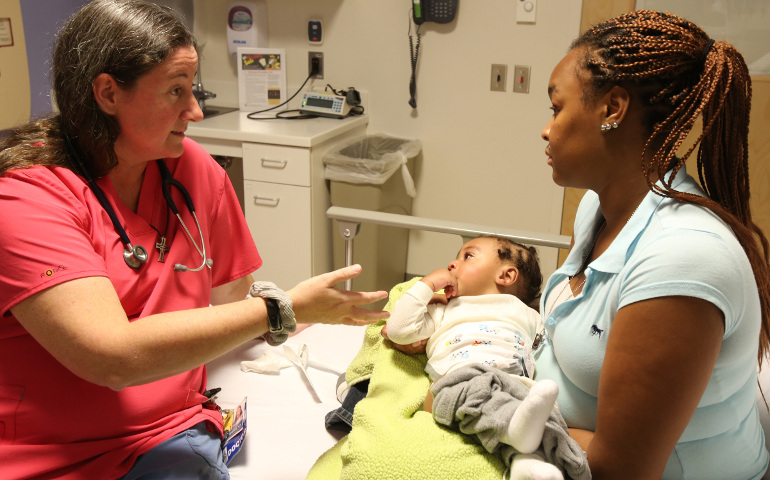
[237,48,287,112]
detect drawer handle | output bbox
[254,195,280,207]
[261,158,288,169]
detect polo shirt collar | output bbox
[572,165,690,276]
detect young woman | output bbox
[536,10,770,479]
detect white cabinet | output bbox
[244,179,311,288]
[242,143,312,289]
[187,112,368,290]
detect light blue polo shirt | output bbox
[534,166,769,479]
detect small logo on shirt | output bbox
[40,265,68,278]
[590,325,604,338]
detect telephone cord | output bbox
[408,17,421,109]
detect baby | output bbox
[386,236,588,480]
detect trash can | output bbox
[324,134,421,300]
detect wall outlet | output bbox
[490,64,507,92]
[513,65,531,93]
[308,51,324,79]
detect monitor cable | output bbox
[247,70,318,120]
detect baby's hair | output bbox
[484,236,543,306]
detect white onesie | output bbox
[386,281,542,381]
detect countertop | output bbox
[186,110,368,148]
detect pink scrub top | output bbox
[0,138,262,479]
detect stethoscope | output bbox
[63,131,213,272]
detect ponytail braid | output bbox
[572,10,770,368]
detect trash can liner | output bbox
[323,134,420,198]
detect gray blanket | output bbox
[431,364,591,480]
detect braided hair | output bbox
[486,236,543,307]
[572,10,770,367]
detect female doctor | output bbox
[0,1,388,479]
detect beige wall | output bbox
[193,0,582,281]
[0,0,30,131]
[559,0,770,266]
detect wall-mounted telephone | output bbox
[412,0,458,25]
[408,0,458,109]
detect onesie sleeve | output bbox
[386,280,439,345]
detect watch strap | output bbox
[264,298,282,333]
[246,281,297,346]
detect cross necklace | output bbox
[150,206,171,263]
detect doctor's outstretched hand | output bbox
[288,264,390,326]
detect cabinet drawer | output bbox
[244,180,312,290]
[243,143,311,187]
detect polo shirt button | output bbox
[547,317,555,326]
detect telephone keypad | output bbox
[427,1,457,23]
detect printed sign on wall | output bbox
[0,18,14,47]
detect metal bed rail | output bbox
[326,206,572,290]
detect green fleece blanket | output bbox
[307,278,505,480]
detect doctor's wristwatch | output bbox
[264,298,283,333]
[247,281,297,346]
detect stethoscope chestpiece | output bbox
[123,244,149,269]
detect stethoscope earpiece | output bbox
[123,244,149,269]
[173,256,213,272]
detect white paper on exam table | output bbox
[205,324,367,480]
[239,342,344,401]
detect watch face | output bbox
[265,298,283,333]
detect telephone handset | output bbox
[412,0,458,25]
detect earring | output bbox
[600,121,619,132]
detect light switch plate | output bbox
[513,65,531,93]
[490,64,507,92]
[516,0,537,24]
